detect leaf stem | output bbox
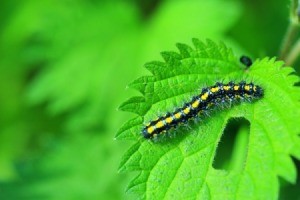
[279,0,300,63]
[279,23,299,60]
[285,38,300,65]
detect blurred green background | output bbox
[0,0,299,199]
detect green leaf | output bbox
[19,133,131,200]
[24,1,141,132]
[116,117,143,141]
[118,97,149,116]
[141,0,242,60]
[117,39,300,199]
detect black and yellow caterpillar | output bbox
[142,81,264,139]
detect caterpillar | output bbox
[142,81,263,139]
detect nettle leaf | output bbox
[25,1,140,132]
[117,39,300,199]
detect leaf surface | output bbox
[117,39,300,199]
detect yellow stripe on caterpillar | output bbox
[192,100,200,108]
[201,92,209,100]
[147,126,155,134]
[183,107,190,114]
[210,87,219,93]
[155,121,165,129]
[174,112,182,119]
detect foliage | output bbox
[117,39,300,199]
[0,0,299,199]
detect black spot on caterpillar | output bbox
[142,81,263,139]
[240,56,253,67]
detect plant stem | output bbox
[285,38,300,65]
[279,23,299,60]
[279,0,300,62]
